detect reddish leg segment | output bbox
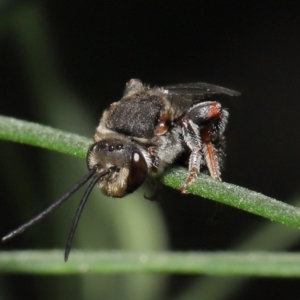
[180,101,228,192]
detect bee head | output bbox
[87,139,149,197]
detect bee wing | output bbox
[163,82,240,97]
[162,82,240,110]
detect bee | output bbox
[2,79,240,260]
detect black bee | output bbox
[2,79,240,260]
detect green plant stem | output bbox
[0,115,90,157]
[1,250,300,276]
[161,169,300,228]
[1,115,300,229]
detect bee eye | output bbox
[126,150,148,193]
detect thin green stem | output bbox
[1,115,300,229]
[0,115,90,158]
[161,169,300,229]
[1,250,300,277]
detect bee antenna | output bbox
[64,167,116,261]
[2,166,98,243]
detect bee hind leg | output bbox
[180,101,227,193]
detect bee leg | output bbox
[181,101,228,192]
[198,102,228,180]
[180,117,202,193]
[144,179,161,201]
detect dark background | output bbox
[0,1,300,299]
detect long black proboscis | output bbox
[64,168,112,261]
[2,166,98,242]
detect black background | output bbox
[0,1,300,299]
